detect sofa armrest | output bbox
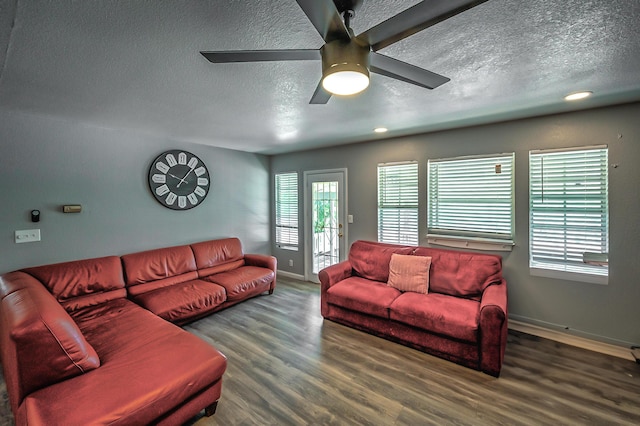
[244,254,277,293]
[318,260,353,317]
[244,254,277,272]
[0,272,101,414]
[478,279,508,377]
[318,260,353,289]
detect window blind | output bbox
[529,146,608,278]
[427,153,514,241]
[275,172,298,250]
[378,162,419,245]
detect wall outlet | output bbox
[288,259,294,267]
[15,229,41,243]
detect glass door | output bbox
[304,170,346,282]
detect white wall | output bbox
[0,110,270,272]
[271,102,640,347]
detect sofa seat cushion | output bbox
[389,292,480,342]
[325,277,402,319]
[131,279,227,323]
[204,266,274,302]
[20,298,228,426]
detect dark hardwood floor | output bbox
[185,277,640,425]
[0,277,638,425]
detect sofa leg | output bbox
[205,401,218,417]
[268,289,274,295]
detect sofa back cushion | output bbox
[0,277,100,411]
[191,238,245,277]
[413,247,502,298]
[22,256,126,312]
[121,245,198,296]
[348,240,415,282]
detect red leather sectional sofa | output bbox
[319,240,508,377]
[0,237,276,425]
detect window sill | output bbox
[530,267,608,285]
[426,235,514,252]
[276,245,298,252]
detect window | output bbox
[529,146,609,284]
[378,162,419,245]
[275,172,298,250]
[427,153,515,248]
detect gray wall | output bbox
[1,110,270,272]
[271,102,640,347]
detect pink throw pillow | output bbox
[387,254,432,294]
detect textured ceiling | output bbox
[1,0,639,154]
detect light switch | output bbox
[348,214,354,223]
[15,229,41,243]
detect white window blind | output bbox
[378,162,419,245]
[529,146,609,281]
[427,153,515,241]
[275,172,298,250]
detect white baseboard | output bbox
[276,270,305,281]
[509,320,635,361]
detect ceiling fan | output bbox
[200,0,489,104]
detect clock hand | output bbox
[177,166,195,188]
[168,173,187,184]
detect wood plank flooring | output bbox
[184,277,640,425]
[0,277,638,425]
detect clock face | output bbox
[148,150,210,210]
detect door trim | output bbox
[303,168,348,282]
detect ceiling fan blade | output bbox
[370,53,450,90]
[310,80,332,104]
[200,49,321,63]
[295,0,350,42]
[357,0,490,51]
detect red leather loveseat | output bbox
[319,240,508,377]
[0,237,276,425]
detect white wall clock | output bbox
[148,150,210,210]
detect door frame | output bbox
[303,168,348,282]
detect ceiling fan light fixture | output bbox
[321,39,370,96]
[322,65,370,96]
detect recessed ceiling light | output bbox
[374,127,388,133]
[564,91,592,101]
